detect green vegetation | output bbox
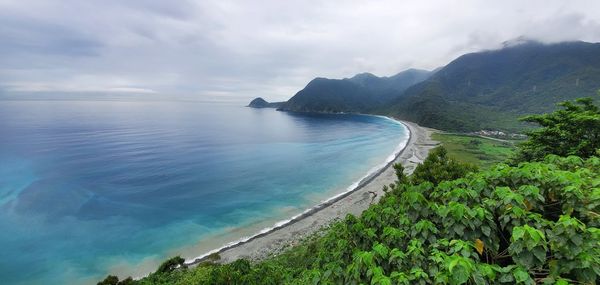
[279,69,431,113]
[388,41,600,132]
[431,133,516,169]
[102,98,600,284]
[98,275,133,285]
[408,146,478,186]
[514,97,600,163]
[156,257,187,274]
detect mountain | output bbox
[384,41,600,131]
[247,97,285,108]
[250,41,600,132]
[278,69,432,113]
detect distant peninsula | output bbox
[247,97,285,108]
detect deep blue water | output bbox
[0,100,407,284]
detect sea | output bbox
[0,99,408,284]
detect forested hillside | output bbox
[385,41,600,131]
[278,69,431,113]
[266,41,600,132]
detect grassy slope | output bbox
[431,133,517,169]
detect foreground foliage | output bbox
[307,154,599,284]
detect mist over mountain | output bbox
[386,40,600,131]
[263,40,600,132]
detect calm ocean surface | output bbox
[0,99,407,284]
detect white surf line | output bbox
[184,117,411,266]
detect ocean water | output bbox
[0,99,407,284]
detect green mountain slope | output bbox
[278,69,432,113]
[386,41,600,131]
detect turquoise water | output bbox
[0,100,407,284]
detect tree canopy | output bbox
[514,97,600,162]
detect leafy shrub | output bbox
[468,139,482,147]
[97,275,133,285]
[97,275,119,285]
[409,146,478,186]
[156,256,186,274]
[307,155,599,284]
[514,97,600,162]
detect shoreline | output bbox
[185,118,438,266]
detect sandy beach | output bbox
[187,119,438,265]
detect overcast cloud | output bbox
[1,0,600,102]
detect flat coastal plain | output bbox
[189,120,438,264]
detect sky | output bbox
[1,0,600,102]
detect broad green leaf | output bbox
[513,266,534,284]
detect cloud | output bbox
[5,84,157,94]
[0,12,103,57]
[1,0,600,101]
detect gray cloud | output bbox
[1,0,599,102]
[0,11,103,59]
